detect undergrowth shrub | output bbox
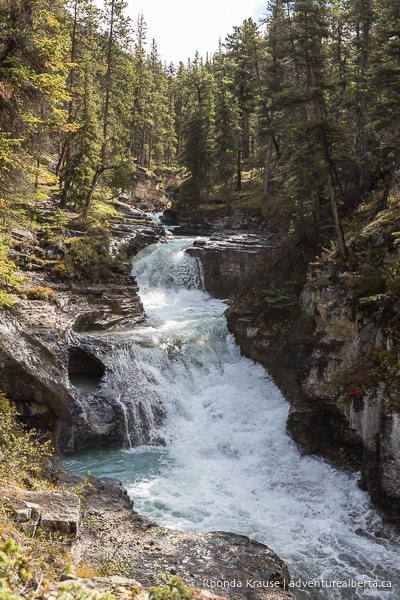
[149,577,193,600]
[0,540,116,599]
[0,393,52,489]
[0,237,29,309]
[25,286,55,302]
[52,227,127,282]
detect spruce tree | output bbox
[368,0,400,209]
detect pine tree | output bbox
[347,0,375,194]
[58,0,102,208]
[0,0,70,197]
[128,12,149,165]
[368,0,400,208]
[83,0,132,214]
[274,0,349,259]
[180,54,213,205]
[211,50,238,206]
[224,19,263,190]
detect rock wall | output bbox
[0,276,144,454]
[125,167,183,212]
[290,265,400,517]
[171,209,265,235]
[0,209,167,454]
[191,234,400,521]
[187,232,275,297]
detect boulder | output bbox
[0,486,80,536]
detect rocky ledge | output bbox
[57,473,293,600]
[186,232,277,298]
[2,474,294,599]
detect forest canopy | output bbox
[0,0,399,264]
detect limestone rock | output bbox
[187,232,275,298]
[57,473,294,600]
[0,202,168,454]
[0,487,80,536]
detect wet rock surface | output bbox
[0,204,167,454]
[186,232,276,298]
[57,473,293,600]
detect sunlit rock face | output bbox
[187,232,275,297]
[124,166,181,212]
[0,204,168,454]
[57,472,294,600]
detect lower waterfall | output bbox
[63,237,400,599]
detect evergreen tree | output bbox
[83,0,132,213]
[211,49,238,206]
[58,0,102,208]
[368,0,400,209]
[128,12,149,165]
[347,0,375,195]
[224,19,262,190]
[274,0,349,259]
[0,0,70,197]
[180,54,213,205]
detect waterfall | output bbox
[63,237,400,600]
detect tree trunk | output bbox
[102,0,115,169]
[327,167,348,262]
[262,125,274,202]
[84,167,104,216]
[148,125,153,170]
[236,149,242,191]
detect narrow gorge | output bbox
[2,194,400,599]
[59,234,400,600]
[2,2,400,598]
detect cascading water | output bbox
[63,237,400,599]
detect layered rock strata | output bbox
[0,208,166,454]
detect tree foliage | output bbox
[0,0,400,257]
[0,393,52,487]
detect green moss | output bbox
[337,393,351,409]
[55,228,128,282]
[51,261,69,280]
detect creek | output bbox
[63,237,400,599]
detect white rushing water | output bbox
[63,237,400,600]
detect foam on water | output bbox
[63,238,400,600]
